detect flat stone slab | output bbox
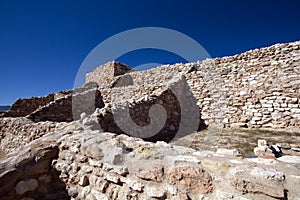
[277,155,300,163]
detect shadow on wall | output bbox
[0,146,69,200]
[111,74,134,88]
[25,88,104,122]
[97,76,207,143]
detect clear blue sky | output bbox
[1,0,300,105]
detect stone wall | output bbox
[96,41,300,130]
[0,136,68,199]
[0,117,57,155]
[186,41,300,128]
[109,63,188,88]
[86,61,133,88]
[4,94,55,117]
[1,90,73,118]
[97,76,206,142]
[3,41,299,134]
[26,88,104,122]
[1,41,300,200]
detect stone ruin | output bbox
[85,61,134,88]
[0,41,300,199]
[2,41,300,133]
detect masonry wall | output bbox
[101,41,300,130]
[3,41,299,132]
[86,61,133,88]
[2,90,73,118]
[28,88,104,122]
[0,117,57,155]
[186,41,300,128]
[5,94,55,117]
[97,76,207,141]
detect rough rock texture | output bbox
[0,128,299,199]
[88,41,300,130]
[28,88,104,122]
[0,136,68,199]
[1,41,300,199]
[0,117,57,155]
[97,75,206,142]
[85,61,133,88]
[166,162,214,193]
[2,41,300,133]
[0,117,96,156]
[2,91,72,118]
[1,87,104,123]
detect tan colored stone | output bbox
[128,159,163,182]
[166,162,214,193]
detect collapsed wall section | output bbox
[97,76,206,142]
[28,88,104,122]
[1,90,73,118]
[3,94,55,117]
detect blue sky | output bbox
[0,0,300,105]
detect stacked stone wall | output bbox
[97,76,206,141]
[2,41,300,136]
[86,61,132,88]
[185,41,300,128]
[99,41,300,130]
[28,88,104,122]
[4,94,55,117]
[0,117,57,155]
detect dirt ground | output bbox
[171,128,300,156]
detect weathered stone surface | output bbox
[67,187,78,197]
[2,93,58,117]
[86,61,133,88]
[201,158,230,175]
[216,148,241,156]
[0,117,58,154]
[81,140,104,160]
[229,166,286,199]
[145,183,165,198]
[128,159,163,181]
[277,155,300,163]
[231,178,285,199]
[166,162,214,193]
[29,88,104,122]
[1,129,300,199]
[97,75,206,142]
[1,40,300,200]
